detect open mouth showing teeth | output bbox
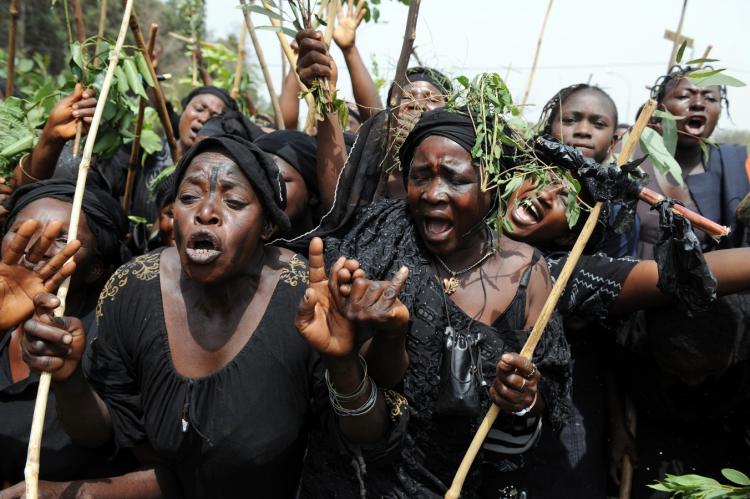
[512,198,543,226]
[186,231,222,264]
[424,217,453,237]
[685,116,706,134]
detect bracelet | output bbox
[17,153,39,182]
[324,355,368,401]
[330,377,378,417]
[512,392,538,417]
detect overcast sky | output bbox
[206,0,750,131]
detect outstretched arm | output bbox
[296,30,348,212]
[333,0,382,122]
[610,247,750,315]
[279,69,301,130]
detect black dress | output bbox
[300,200,571,498]
[84,249,324,498]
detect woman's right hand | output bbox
[295,30,338,89]
[21,293,86,381]
[42,83,97,142]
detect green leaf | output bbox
[661,114,678,156]
[565,191,581,228]
[675,40,687,64]
[69,42,84,70]
[652,109,685,121]
[687,71,747,88]
[314,13,327,26]
[128,215,149,225]
[239,3,284,21]
[114,66,130,95]
[139,129,162,156]
[255,25,298,38]
[646,483,671,492]
[134,52,155,87]
[684,57,719,65]
[123,59,148,99]
[639,127,684,186]
[722,469,750,486]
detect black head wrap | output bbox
[180,86,239,112]
[4,179,130,267]
[174,135,291,234]
[386,66,453,104]
[255,130,319,198]
[399,108,476,171]
[199,110,265,142]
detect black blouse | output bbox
[84,249,323,498]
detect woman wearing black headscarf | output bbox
[15,135,403,498]
[0,179,136,491]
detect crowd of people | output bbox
[0,4,749,498]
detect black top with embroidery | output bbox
[300,200,571,498]
[84,249,321,498]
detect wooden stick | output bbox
[5,0,19,98]
[96,0,108,56]
[24,2,135,497]
[697,44,713,68]
[444,100,658,499]
[70,0,87,157]
[639,187,728,238]
[386,0,421,110]
[519,0,553,108]
[239,0,285,129]
[618,396,638,499]
[123,23,158,212]
[129,10,180,164]
[230,23,247,100]
[323,0,336,48]
[258,0,316,132]
[194,44,213,86]
[667,0,688,70]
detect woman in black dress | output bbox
[16,135,398,498]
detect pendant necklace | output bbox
[434,245,496,295]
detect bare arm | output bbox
[53,366,114,448]
[609,247,750,315]
[0,469,164,499]
[279,70,301,130]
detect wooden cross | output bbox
[665,0,691,69]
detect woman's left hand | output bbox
[489,352,542,415]
[296,237,356,358]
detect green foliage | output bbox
[686,69,746,89]
[445,73,583,231]
[637,127,685,186]
[0,97,37,180]
[649,468,750,498]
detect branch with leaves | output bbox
[649,468,750,498]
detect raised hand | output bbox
[489,353,543,415]
[296,237,357,358]
[295,30,338,90]
[334,259,410,337]
[43,83,97,142]
[333,0,366,51]
[21,292,86,381]
[0,219,80,329]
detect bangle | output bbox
[17,153,39,182]
[330,377,378,417]
[512,392,539,417]
[324,355,368,401]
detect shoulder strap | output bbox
[518,249,542,291]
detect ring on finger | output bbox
[524,364,537,380]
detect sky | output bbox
[206,0,750,131]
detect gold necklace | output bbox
[434,247,496,295]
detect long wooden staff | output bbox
[667,0,688,70]
[519,0,553,108]
[130,10,180,164]
[444,99,659,499]
[71,0,87,157]
[258,0,317,133]
[123,23,158,212]
[386,0,420,111]
[96,0,108,55]
[239,0,285,129]
[5,0,19,98]
[24,2,135,497]
[231,23,247,100]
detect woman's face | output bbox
[661,77,721,147]
[158,202,175,247]
[397,81,445,121]
[178,94,227,151]
[503,179,573,247]
[1,198,98,285]
[550,89,617,164]
[406,136,494,256]
[271,155,309,225]
[173,152,267,284]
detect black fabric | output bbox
[180,86,238,113]
[174,135,291,234]
[300,199,571,498]
[199,110,264,142]
[4,178,130,267]
[0,331,137,485]
[255,130,318,198]
[398,107,477,169]
[85,251,319,498]
[652,200,717,314]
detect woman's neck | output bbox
[675,142,705,174]
[438,226,492,270]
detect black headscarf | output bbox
[174,135,291,234]
[180,86,239,112]
[4,179,130,267]
[386,66,453,104]
[199,110,265,142]
[255,130,318,198]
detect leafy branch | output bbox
[649,468,750,498]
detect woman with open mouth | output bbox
[15,135,405,498]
